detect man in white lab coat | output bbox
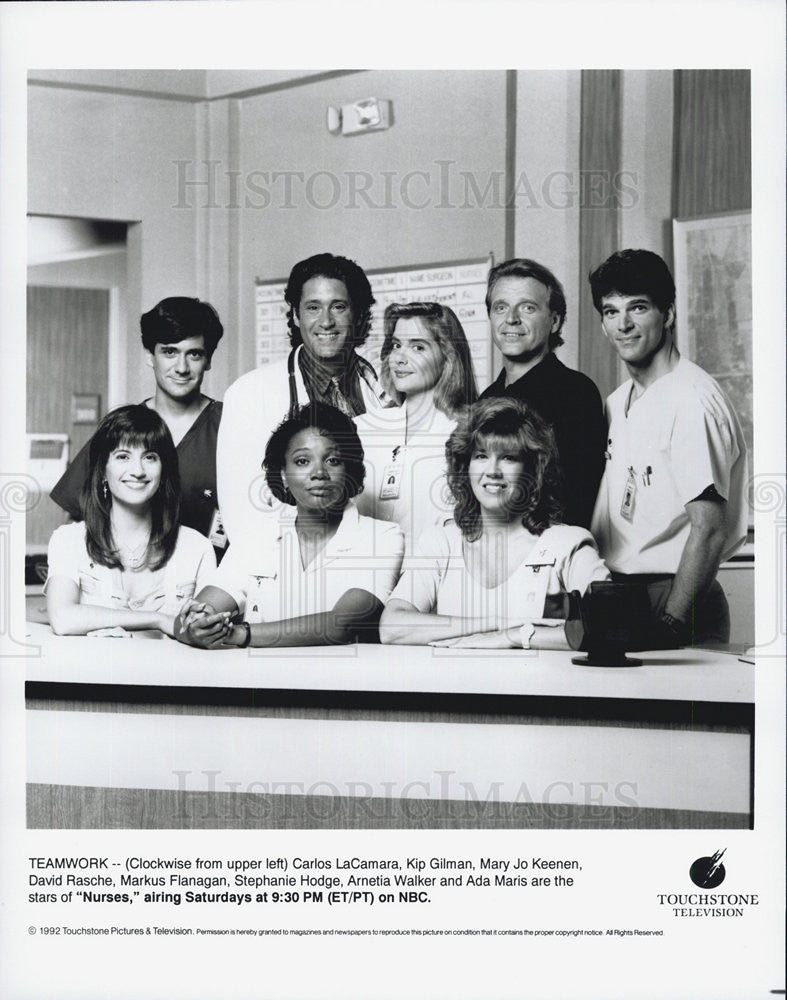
[217,252,390,544]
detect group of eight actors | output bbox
[45,249,748,653]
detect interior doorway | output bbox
[26,215,128,550]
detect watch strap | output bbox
[238,621,252,648]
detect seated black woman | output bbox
[176,403,404,649]
[379,397,610,649]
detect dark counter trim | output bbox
[26,680,754,729]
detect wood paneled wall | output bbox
[578,70,623,403]
[26,286,109,546]
[577,69,751,405]
[673,70,752,218]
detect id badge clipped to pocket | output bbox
[208,507,228,550]
[620,467,637,521]
[379,462,402,501]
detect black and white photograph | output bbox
[1,2,784,999]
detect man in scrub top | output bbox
[50,297,227,558]
[589,249,748,646]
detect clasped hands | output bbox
[174,600,243,648]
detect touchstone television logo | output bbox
[656,849,760,918]
[689,848,727,888]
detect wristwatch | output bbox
[236,621,252,648]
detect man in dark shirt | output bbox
[479,258,606,528]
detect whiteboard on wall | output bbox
[254,255,493,390]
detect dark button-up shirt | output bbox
[298,349,368,418]
[479,353,606,529]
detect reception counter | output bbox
[25,622,754,830]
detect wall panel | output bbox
[578,70,622,404]
[230,70,509,377]
[673,70,752,218]
[26,286,109,545]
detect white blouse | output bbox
[207,504,405,622]
[46,521,216,617]
[390,520,610,621]
[354,404,457,552]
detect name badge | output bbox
[379,463,402,501]
[208,507,228,549]
[620,467,637,521]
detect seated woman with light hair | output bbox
[45,405,216,637]
[354,301,477,552]
[379,397,610,648]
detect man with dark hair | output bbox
[479,258,606,528]
[51,296,227,555]
[217,252,390,542]
[284,252,374,351]
[589,249,749,645]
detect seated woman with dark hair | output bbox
[45,405,216,636]
[50,297,227,556]
[176,403,404,649]
[380,397,610,648]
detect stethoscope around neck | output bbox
[287,348,301,418]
